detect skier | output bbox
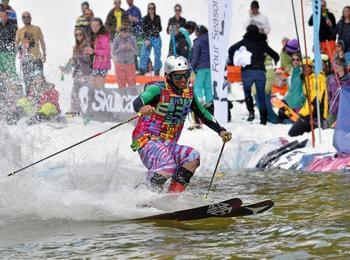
[131,55,232,193]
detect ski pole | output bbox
[204,142,226,200]
[7,114,140,177]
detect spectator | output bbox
[0,10,16,78]
[288,58,328,137]
[0,74,23,124]
[126,0,142,36]
[334,40,350,67]
[105,0,128,41]
[16,11,46,93]
[327,57,350,127]
[76,8,94,36]
[112,25,137,87]
[16,73,61,125]
[246,0,270,35]
[228,24,279,124]
[281,38,300,74]
[191,25,211,105]
[308,0,336,60]
[167,4,186,34]
[138,2,162,76]
[284,52,305,112]
[179,21,196,60]
[335,6,350,57]
[0,0,17,28]
[86,17,111,89]
[126,0,142,69]
[168,23,189,59]
[75,1,90,29]
[60,28,92,116]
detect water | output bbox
[0,169,349,259]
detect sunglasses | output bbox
[22,16,31,19]
[148,7,155,10]
[172,71,191,80]
[175,9,181,12]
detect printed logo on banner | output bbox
[78,85,143,122]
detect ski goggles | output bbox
[172,71,191,80]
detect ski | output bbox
[135,198,274,221]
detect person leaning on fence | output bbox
[112,25,137,88]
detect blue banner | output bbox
[313,0,322,75]
[333,87,350,154]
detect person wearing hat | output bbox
[246,0,270,35]
[280,38,300,74]
[131,55,232,193]
[288,57,328,136]
[327,57,350,127]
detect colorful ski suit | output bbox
[131,81,224,179]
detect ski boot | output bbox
[149,172,168,193]
[245,97,255,121]
[168,167,194,193]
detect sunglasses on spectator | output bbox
[172,71,191,80]
[22,15,31,19]
[148,7,155,10]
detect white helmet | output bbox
[164,55,189,75]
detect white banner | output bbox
[208,0,232,124]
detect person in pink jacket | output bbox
[85,17,111,89]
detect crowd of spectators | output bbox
[0,0,349,139]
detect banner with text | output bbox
[78,84,143,122]
[208,0,232,124]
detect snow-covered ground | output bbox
[0,0,343,221]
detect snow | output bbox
[0,0,343,221]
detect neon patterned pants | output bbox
[138,140,200,181]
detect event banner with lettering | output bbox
[208,0,232,124]
[78,85,143,122]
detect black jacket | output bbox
[335,19,350,50]
[0,22,16,53]
[141,15,162,39]
[308,10,336,41]
[228,32,279,71]
[168,31,189,59]
[167,16,186,34]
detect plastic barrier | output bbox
[227,66,242,83]
[105,74,165,85]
